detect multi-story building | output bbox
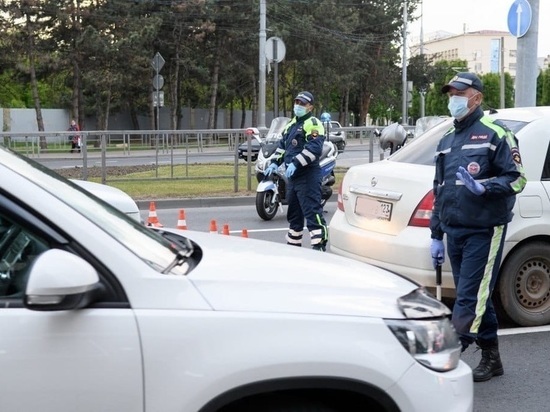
[410,30,518,77]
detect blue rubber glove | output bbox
[286,163,297,178]
[430,239,445,269]
[264,163,278,176]
[456,166,485,195]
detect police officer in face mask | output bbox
[264,91,328,251]
[430,73,526,382]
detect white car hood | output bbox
[179,230,421,319]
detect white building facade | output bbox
[410,30,518,77]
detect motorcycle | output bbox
[255,117,338,221]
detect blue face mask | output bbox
[447,95,471,119]
[293,104,307,118]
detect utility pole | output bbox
[401,1,408,125]
[419,0,425,118]
[258,0,266,128]
[515,0,539,107]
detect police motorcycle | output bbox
[255,115,338,221]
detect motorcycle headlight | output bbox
[384,317,461,372]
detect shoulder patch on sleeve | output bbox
[511,147,522,164]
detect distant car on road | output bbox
[328,120,346,153]
[329,106,550,327]
[237,127,262,161]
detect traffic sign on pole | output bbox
[265,37,286,63]
[507,0,532,38]
[151,52,165,72]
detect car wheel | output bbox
[498,241,550,326]
[337,141,346,153]
[255,190,278,221]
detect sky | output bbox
[408,0,549,58]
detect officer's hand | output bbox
[265,163,278,176]
[286,163,297,178]
[430,239,445,269]
[456,166,485,195]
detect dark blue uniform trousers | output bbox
[285,169,327,248]
[446,225,506,347]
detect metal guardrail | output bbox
[1,125,415,191]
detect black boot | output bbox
[472,338,504,382]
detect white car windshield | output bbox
[0,145,184,274]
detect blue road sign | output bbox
[507,0,532,38]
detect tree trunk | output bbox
[27,15,45,148]
[207,37,221,130]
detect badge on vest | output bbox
[467,162,480,175]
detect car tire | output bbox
[256,190,278,221]
[498,241,550,326]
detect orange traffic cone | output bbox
[241,228,249,238]
[209,219,218,234]
[176,209,187,230]
[147,201,163,227]
[222,224,230,236]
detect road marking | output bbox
[229,227,288,234]
[499,325,550,336]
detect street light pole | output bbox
[401,1,408,125]
[258,0,266,128]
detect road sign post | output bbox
[151,52,166,130]
[266,37,286,118]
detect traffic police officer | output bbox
[430,73,526,382]
[265,91,328,251]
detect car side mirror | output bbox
[24,249,103,311]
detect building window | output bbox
[509,50,516,58]
[509,62,517,71]
[475,63,482,72]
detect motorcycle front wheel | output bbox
[256,190,279,221]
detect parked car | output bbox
[0,143,473,412]
[71,179,142,222]
[328,120,346,153]
[329,106,550,327]
[237,127,262,161]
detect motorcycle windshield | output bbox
[264,117,290,143]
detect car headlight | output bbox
[384,317,461,372]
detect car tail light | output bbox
[337,181,345,211]
[408,190,434,227]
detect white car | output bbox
[329,106,550,327]
[0,144,472,411]
[71,179,142,222]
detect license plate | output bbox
[355,197,393,221]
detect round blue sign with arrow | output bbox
[507,0,532,38]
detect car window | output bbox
[388,117,530,166]
[0,215,49,298]
[0,146,185,275]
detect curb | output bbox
[136,193,338,210]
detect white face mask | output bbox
[447,93,478,119]
[293,105,307,118]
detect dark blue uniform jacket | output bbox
[430,107,526,240]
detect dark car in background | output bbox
[328,121,346,153]
[238,127,262,161]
